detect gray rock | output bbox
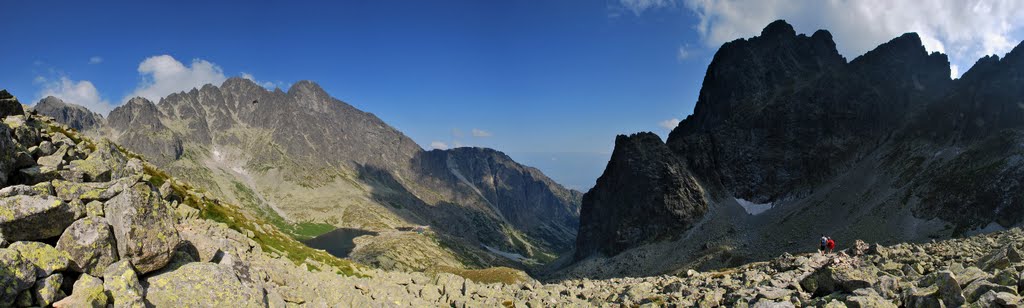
[37,144,68,170]
[0,90,25,118]
[800,265,877,295]
[142,262,264,307]
[55,217,118,276]
[52,273,108,308]
[102,260,145,308]
[7,241,70,277]
[975,290,1022,307]
[0,195,76,241]
[963,279,1018,303]
[104,182,180,274]
[0,248,37,306]
[33,274,65,307]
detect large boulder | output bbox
[104,182,180,274]
[55,217,118,276]
[7,241,70,277]
[800,264,877,295]
[52,273,108,308]
[0,248,37,306]
[142,262,264,307]
[102,260,145,308]
[0,124,14,187]
[0,195,76,241]
[976,245,1023,271]
[0,89,24,119]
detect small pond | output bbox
[302,228,378,258]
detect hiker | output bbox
[820,235,828,255]
[826,237,836,254]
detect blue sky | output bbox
[3,1,1023,190]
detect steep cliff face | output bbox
[571,19,1024,276]
[414,147,583,253]
[575,133,706,259]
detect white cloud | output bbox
[471,128,492,137]
[659,118,680,130]
[451,128,464,138]
[630,0,1024,78]
[88,56,103,64]
[36,76,113,115]
[125,55,227,103]
[677,45,693,60]
[453,140,466,148]
[620,0,675,15]
[240,72,281,89]
[430,141,449,150]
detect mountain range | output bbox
[568,20,1024,278]
[33,78,582,271]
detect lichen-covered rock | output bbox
[53,273,108,308]
[0,248,37,306]
[33,273,65,306]
[69,156,112,182]
[0,182,53,198]
[104,182,180,274]
[8,241,70,277]
[85,200,104,217]
[142,262,264,307]
[37,144,68,169]
[0,195,76,241]
[103,260,145,308]
[55,217,118,276]
[800,265,877,295]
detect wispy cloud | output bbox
[658,118,680,130]
[430,141,449,150]
[35,76,113,115]
[619,0,675,15]
[124,55,227,103]
[88,56,103,64]
[677,45,693,60]
[241,72,285,89]
[471,128,492,137]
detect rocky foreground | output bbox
[3,88,1024,307]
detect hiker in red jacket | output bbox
[826,237,836,254]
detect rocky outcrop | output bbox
[576,133,707,259]
[32,96,104,131]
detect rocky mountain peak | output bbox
[759,19,796,38]
[287,80,326,96]
[575,132,707,260]
[32,96,104,131]
[108,97,163,132]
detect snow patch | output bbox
[212,149,223,162]
[735,198,773,215]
